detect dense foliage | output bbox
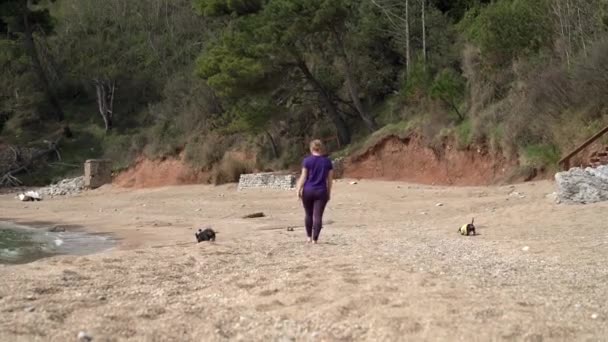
[1,0,608,184]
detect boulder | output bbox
[555,165,608,204]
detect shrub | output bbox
[184,132,233,169]
[520,143,560,169]
[103,131,147,170]
[455,119,473,148]
[210,155,254,185]
[429,68,466,121]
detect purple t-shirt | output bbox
[302,155,333,191]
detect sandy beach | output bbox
[1,179,607,341]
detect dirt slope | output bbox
[343,134,517,185]
[113,156,209,188]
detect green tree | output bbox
[0,0,66,125]
[462,0,553,66]
[51,0,210,132]
[196,0,399,145]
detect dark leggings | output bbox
[302,188,328,241]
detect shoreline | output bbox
[0,220,117,264]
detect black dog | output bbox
[458,218,476,236]
[195,228,216,242]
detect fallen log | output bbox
[0,140,62,187]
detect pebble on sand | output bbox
[522,246,530,252]
[591,313,599,320]
[78,331,93,341]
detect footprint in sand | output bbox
[258,289,279,297]
[138,306,167,320]
[235,283,257,290]
[342,276,360,285]
[255,300,285,312]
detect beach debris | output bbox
[286,227,295,232]
[242,212,265,219]
[509,191,526,199]
[522,246,530,252]
[591,313,599,320]
[24,306,35,312]
[435,203,444,207]
[349,181,358,185]
[17,191,41,201]
[78,331,93,341]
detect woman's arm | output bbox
[326,170,334,201]
[296,168,307,198]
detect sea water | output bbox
[0,221,114,264]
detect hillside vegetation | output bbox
[1,0,608,185]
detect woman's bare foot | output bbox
[312,240,318,244]
[307,238,312,244]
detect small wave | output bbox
[1,222,114,264]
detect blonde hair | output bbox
[309,139,324,153]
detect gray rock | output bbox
[78,331,93,341]
[555,165,608,204]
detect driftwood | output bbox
[242,212,265,219]
[0,140,62,187]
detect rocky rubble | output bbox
[37,176,85,198]
[555,165,608,204]
[237,173,295,191]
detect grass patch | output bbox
[331,119,421,159]
[211,155,254,185]
[455,119,473,148]
[372,94,403,126]
[520,143,560,169]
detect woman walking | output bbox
[296,140,333,244]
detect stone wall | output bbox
[238,172,296,191]
[84,159,112,189]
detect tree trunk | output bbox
[576,5,587,57]
[553,0,571,69]
[441,96,464,122]
[332,29,377,132]
[405,0,411,75]
[94,79,115,132]
[264,130,279,159]
[295,58,351,145]
[421,0,427,65]
[21,2,65,122]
